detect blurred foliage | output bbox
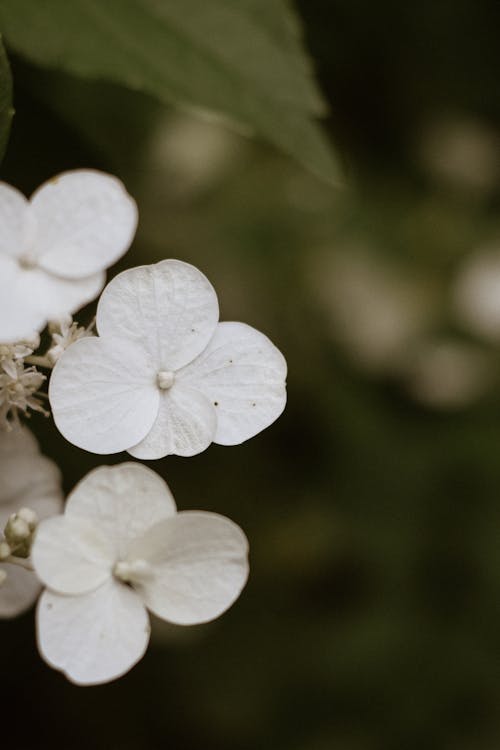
[2,1,500,749]
[0,35,12,162]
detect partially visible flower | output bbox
[403,339,493,409]
[0,427,63,618]
[49,260,287,458]
[452,246,500,343]
[0,170,137,343]
[0,360,47,428]
[47,315,95,365]
[32,462,249,685]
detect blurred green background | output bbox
[3,1,500,748]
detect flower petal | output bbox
[65,463,176,558]
[0,254,105,343]
[0,182,31,260]
[32,516,113,595]
[129,511,249,625]
[0,564,42,619]
[178,322,287,445]
[31,170,138,279]
[96,260,219,370]
[49,336,159,454]
[128,384,216,459]
[36,580,150,685]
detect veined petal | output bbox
[128,383,217,459]
[32,516,113,595]
[36,580,150,686]
[49,336,159,454]
[0,182,30,260]
[65,463,176,559]
[0,254,105,343]
[0,564,42,619]
[178,322,287,445]
[130,511,249,625]
[32,171,138,279]
[97,260,219,369]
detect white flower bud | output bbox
[5,514,31,544]
[17,507,38,531]
[0,541,11,560]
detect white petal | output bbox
[178,322,287,445]
[65,463,176,559]
[49,336,159,454]
[0,564,41,619]
[31,170,138,279]
[130,511,249,625]
[32,516,112,595]
[0,254,105,343]
[97,260,219,370]
[0,182,30,260]
[128,384,216,459]
[0,427,63,525]
[36,580,150,685]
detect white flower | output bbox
[32,462,249,686]
[0,170,138,343]
[0,427,63,618]
[49,259,287,458]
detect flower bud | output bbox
[4,514,31,545]
[0,541,11,560]
[17,507,38,531]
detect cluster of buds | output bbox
[46,315,95,365]
[0,335,48,428]
[0,507,38,567]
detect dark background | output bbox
[3,2,500,748]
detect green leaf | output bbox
[0,0,340,183]
[0,35,13,163]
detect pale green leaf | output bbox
[0,0,340,183]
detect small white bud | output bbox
[114,558,153,583]
[17,507,38,531]
[5,514,31,544]
[0,541,11,560]
[157,370,175,390]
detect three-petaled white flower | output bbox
[49,259,287,458]
[32,462,249,685]
[0,427,63,618]
[0,170,137,343]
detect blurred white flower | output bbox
[32,462,249,686]
[418,115,500,195]
[49,259,287,458]
[0,170,138,343]
[0,427,63,618]
[404,339,492,409]
[452,247,500,343]
[311,247,436,373]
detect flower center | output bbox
[18,252,38,270]
[113,558,153,584]
[157,370,175,390]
